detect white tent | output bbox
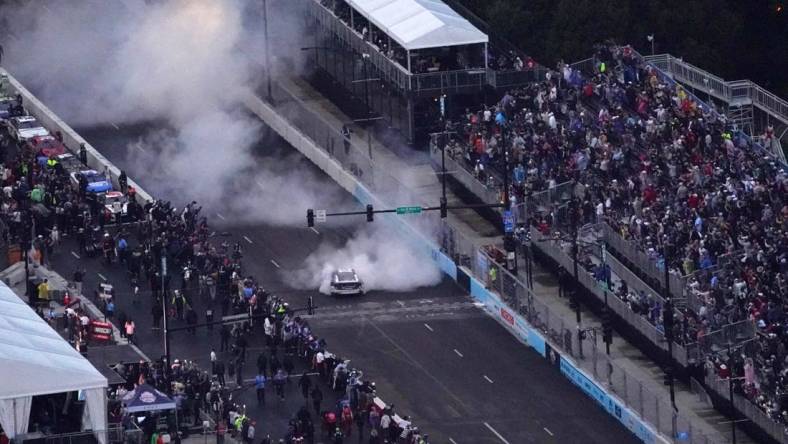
[0,282,108,443]
[346,0,488,51]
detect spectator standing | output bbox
[255,372,266,406]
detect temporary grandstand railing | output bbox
[429,141,500,205]
[632,49,788,165]
[645,53,788,129]
[704,369,788,444]
[309,0,411,91]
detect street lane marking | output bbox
[216,213,226,220]
[423,323,433,332]
[396,300,405,307]
[256,179,265,189]
[449,439,458,444]
[97,273,107,281]
[243,235,253,244]
[111,122,120,130]
[310,227,320,235]
[453,349,464,358]
[543,427,554,436]
[483,375,494,384]
[484,422,511,444]
[270,259,280,268]
[71,251,81,259]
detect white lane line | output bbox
[256,179,265,189]
[243,235,253,244]
[8,33,18,41]
[71,251,81,259]
[310,227,320,235]
[396,300,405,307]
[543,427,554,436]
[134,144,146,153]
[483,375,494,384]
[423,323,434,332]
[453,349,464,358]
[216,213,226,220]
[270,259,280,268]
[484,422,511,444]
[97,273,107,281]
[449,439,459,444]
[111,122,120,130]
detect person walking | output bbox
[72,268,84,297]
[273,368,287,401]
[124,319,136,345]
[210,349,217,374]
[298,372,312,400]
[254,372,266,406]
[311,386,323,414]
[220,324,231,352]
[186,304,197,335]
[214,360,226,387]
[152,298,163,330]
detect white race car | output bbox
[328,269,364,296]
[8,115,49,141]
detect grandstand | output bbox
[436,41,788,443]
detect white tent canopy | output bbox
[0,281,107,443]
[346,0,488,51]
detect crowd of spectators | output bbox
[444,42,788,428]
[0,80,430,442]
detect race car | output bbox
[328,269,364,296]
[102,191,128,222]
[7,115,50,141]
[31,135,67,165]
[57,153,84,174]
[71,170,113,193]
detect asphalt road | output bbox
[34,116,641,444]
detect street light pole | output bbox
[663,239,677,412]
[161,255,171,391]
[262,0,273,102]
[727,341,737,444]
[362,53,373,159]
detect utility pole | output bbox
[161,255,171,391]
[663,238,677,413]
[262,0,273,102]
[727,341,737,444]
[501,125,518,273]
[567,193,583,357]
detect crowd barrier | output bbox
[241,76,677,443]
[1,68,154,208]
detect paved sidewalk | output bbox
[265,75,757,444]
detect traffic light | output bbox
[602,307,613,345]
[307,209,315,227]
[366,204,374,222]
[307,296,315,315]
[440,197,447,218]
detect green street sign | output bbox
[396,206,422,215]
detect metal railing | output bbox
[704,370,788,444]
[429,143,500,204]
[645,54,788,129]
[309,0,491,94]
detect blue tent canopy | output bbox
[121,384,175,413]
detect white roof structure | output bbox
[0,282,107,399]
[346,0,488,51]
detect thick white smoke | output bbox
[293,223,443,294]
[1,0,441,291]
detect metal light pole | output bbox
[647,34,655,56]
[727,341,737,444]
[663,239,677,412]
[262,0,273,102]
[568,195,582,357]
[161,255,171,391]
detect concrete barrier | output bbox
[242,88,669,444]
[1,68,154,207]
